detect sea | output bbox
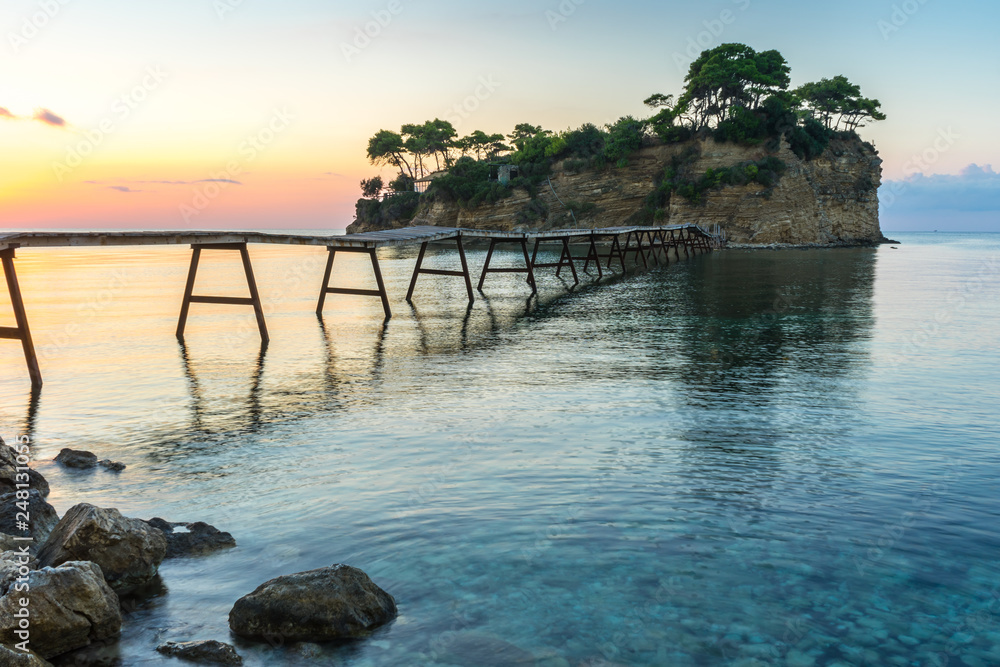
[1,231,998,666]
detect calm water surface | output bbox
[1,233,998,666]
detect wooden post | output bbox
[407,235,475,305]
[579,233,603,279]
[1,248,43,389]
[605,235,627,272]
[477,239,497,291]
[478,238,536,293]
[530,237,579,286]
[176,243,269,344]
[317,247,392,320]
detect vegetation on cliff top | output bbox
[355,43,884,226]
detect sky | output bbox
[1,0,998,232]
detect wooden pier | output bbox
[0,224,723,388]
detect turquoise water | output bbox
[1,233,999,666]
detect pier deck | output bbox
[1,224,723,388]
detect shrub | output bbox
[713,106,767,145]
[389,174,414,192]
[604,116,646,165]
[787,117,832,160]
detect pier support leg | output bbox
[1,249,43,389]
[406,235,474,305]
[317,247,392,320]
[530,238,579,286]
[579,234,604,279]
[177,243,269,344]
[606,235,627,272]
[478,238,536,293]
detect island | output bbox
[349,43,888,247]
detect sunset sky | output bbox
[2,0,997,231]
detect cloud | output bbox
[880,164,1000,231]
[140,179,242,185]
[32,108,67,127]
[86,178,242,187]
[108,186,141,193]
[0,106,70,127]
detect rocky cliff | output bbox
[348,136,884,246]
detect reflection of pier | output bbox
[0,224,722,387]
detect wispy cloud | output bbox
[32,108,67,127]
[108,185,142,193]
[140,179,242,185]
[0,105,69,127]
[86,178,243,187]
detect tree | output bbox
[360,176,383,199]
[403,119,458,172]
[367,130,414,178]
[796,76,885,132]
[643,93,674,109]
[508,123,550,151]
[676,44,791,130]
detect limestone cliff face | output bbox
[348,137,884,245]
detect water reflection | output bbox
[178,340,268,434]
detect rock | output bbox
[358,137,884,247]
[145,518,236,558]
[229,564,397,642]
[98,459,126,472]
[0,645,53,666]
[0,441,49,498]
[54,448,98,469]
[36,504,167,594]
[0,561,121,659]
[0,490,59,549]
[1,549,37,594]
[156,640,243,665]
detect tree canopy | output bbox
[795,76,886,132]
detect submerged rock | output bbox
[156,640,243,665]
[145,518,236,558]
[0,561,122,659]
[99,459,127,472]
[54,448,98,469]
[0,490,59,549]
[0,645,53,666]
[0,441,49,497]
[431,632,537,666]
[36,504,167,594]
[229,564,397,642]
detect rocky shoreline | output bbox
[0,439,397,665]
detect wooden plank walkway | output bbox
[1,224,723,388]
